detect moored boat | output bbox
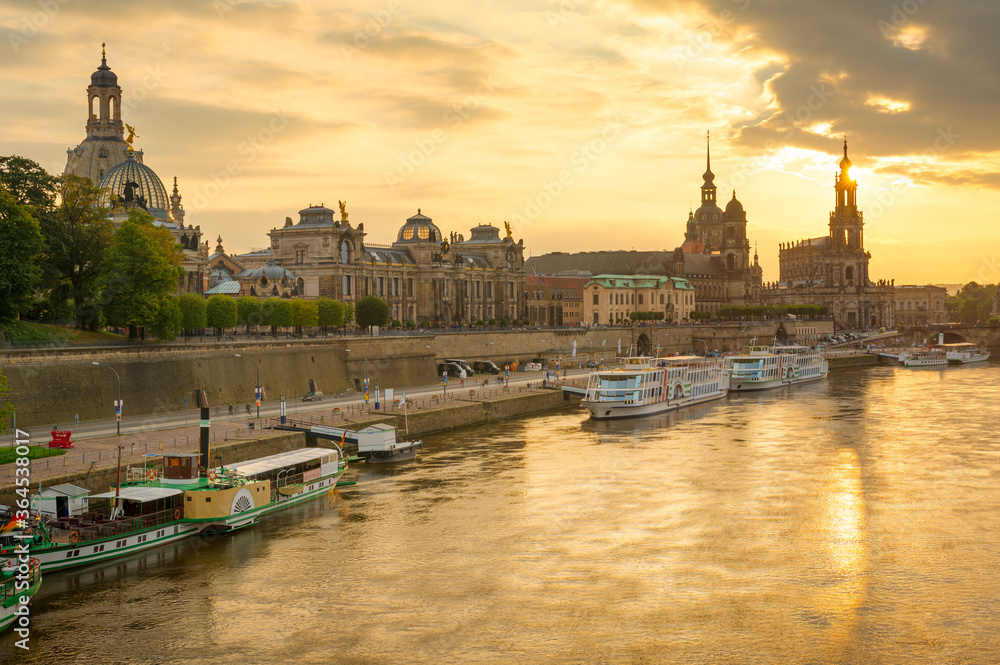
[729,344,828,392]
[936,342,990,364]
[1,556,41,633]
[580,356,730,420]
[902,350,948,367]
[310,424,422,464]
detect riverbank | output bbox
[0,384,581,506]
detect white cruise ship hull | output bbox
[582,390,727,420]
[730,373,827,391]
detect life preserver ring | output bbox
[69,530,79,544]
[146,468,156,481]
[173,508,181,521]
[208,470,218,483]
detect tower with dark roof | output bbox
[65,45,138,186]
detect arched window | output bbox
[340,240,350,264]
[726,254,736,272]
[845,266,854,282]
[90,96,99,119]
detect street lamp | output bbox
[234,353,261,417]
[345,348,369,398]
[91,361,121,435]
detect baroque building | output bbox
[762,142,895,329]
[209,204,526,326]
[524,134,762,314]
[63,48,208,294]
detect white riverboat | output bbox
[580,356,730,420]
[937,342,990,364]
[902,350,949,367]
[729,344,828,392]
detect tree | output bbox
[205,295,237,335]
[237,296,262,333]
[261,297,292,334]
[0,187,45,321]
[102,210,184,338]
[355,295,390,331]
[316,297,344,332]
[290,299,318,334]
[0,155,56,214]
[179,292,207,336]
[344,303,355,327]
[40,174,114,329]
[150,294,181,341]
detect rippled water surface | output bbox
[5,363,1000,664]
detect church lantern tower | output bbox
[65,44,136,186]
[829,140,863,250]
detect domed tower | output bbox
[829,139,863,250]
[98,151,171,222]
[722,190,750,273]
[65,44,135,186]
[692,131,724,250]
[393,209,444,264]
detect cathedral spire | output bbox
[700,130,716,205]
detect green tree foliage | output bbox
[0,187,45,321]
[947,282,997,324]
[41,174,114,329]
[0,369,13,435]
[102,210,184,338]
[237,296,262,333]
[344,303,355,326]
[0,155,56,214]
[150,294,182,341]
[261,297,292,333]
[355,295,390,330]
[178,292,207,335]
[628,311,665,321]
[291,299,318,333]
[316,297,344,331]
[205,295,238,334]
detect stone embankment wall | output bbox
[2,321,828,426]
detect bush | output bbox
[405,319,416,329]
[488,318,497,326]
[475,319,485,327]
[499,317,509,326]
[355,295,390,330]
[420,319,431,328]
[989,317,1000,327]
[391,319,402,329]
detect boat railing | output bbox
[46,507,179,545]
[1,558,40,602]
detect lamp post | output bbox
[91,361,121,435]
[345,348,369,401]
[234,353,261,418]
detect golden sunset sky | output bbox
[1,0,998,284]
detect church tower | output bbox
[65,45,137,186]
[693,131,724,249]
[829,140,863,250]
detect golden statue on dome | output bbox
[339,200,348,222]
[504,220,512,238]
[124,123,138,149]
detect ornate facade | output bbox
[583,274,695,325]
[209,205,527,326]
[895,285,947,326]
[763,142,895,329]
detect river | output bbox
[4,362,1000,664]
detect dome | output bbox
[91,54,119,88]
[396,209,442,243]
[725,191,744,215]
[98,151,170,219]
[243,260,296,282]
[839,139,852,170]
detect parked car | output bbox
[437,362,464,378]
[473,360,501,374]
[445,359,475,375]
[301,391,324,402]
[585,360,599,368]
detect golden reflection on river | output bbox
[6,362,1000,664]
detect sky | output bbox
[1,0,998,285]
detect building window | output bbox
[392,278,399,296]
[377,277,385,296]
[638,295,644,305]
[295,248,305,264]
[342,275,352,296]
[407,278,414,296]
[593,293,599,305]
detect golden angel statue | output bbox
[124,123,138,147]
[504,220,512,238]
[338,200,348,222]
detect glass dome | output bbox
[98,151,170,220]
[396,209,442,244]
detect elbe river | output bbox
[5,362,1000,664]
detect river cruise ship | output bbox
[580,356,730,420]
[1,447,348,573]
[936,342,990,364]
[729,344,828,392]
[901,350,948,367]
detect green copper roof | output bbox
[585,274,694,290]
